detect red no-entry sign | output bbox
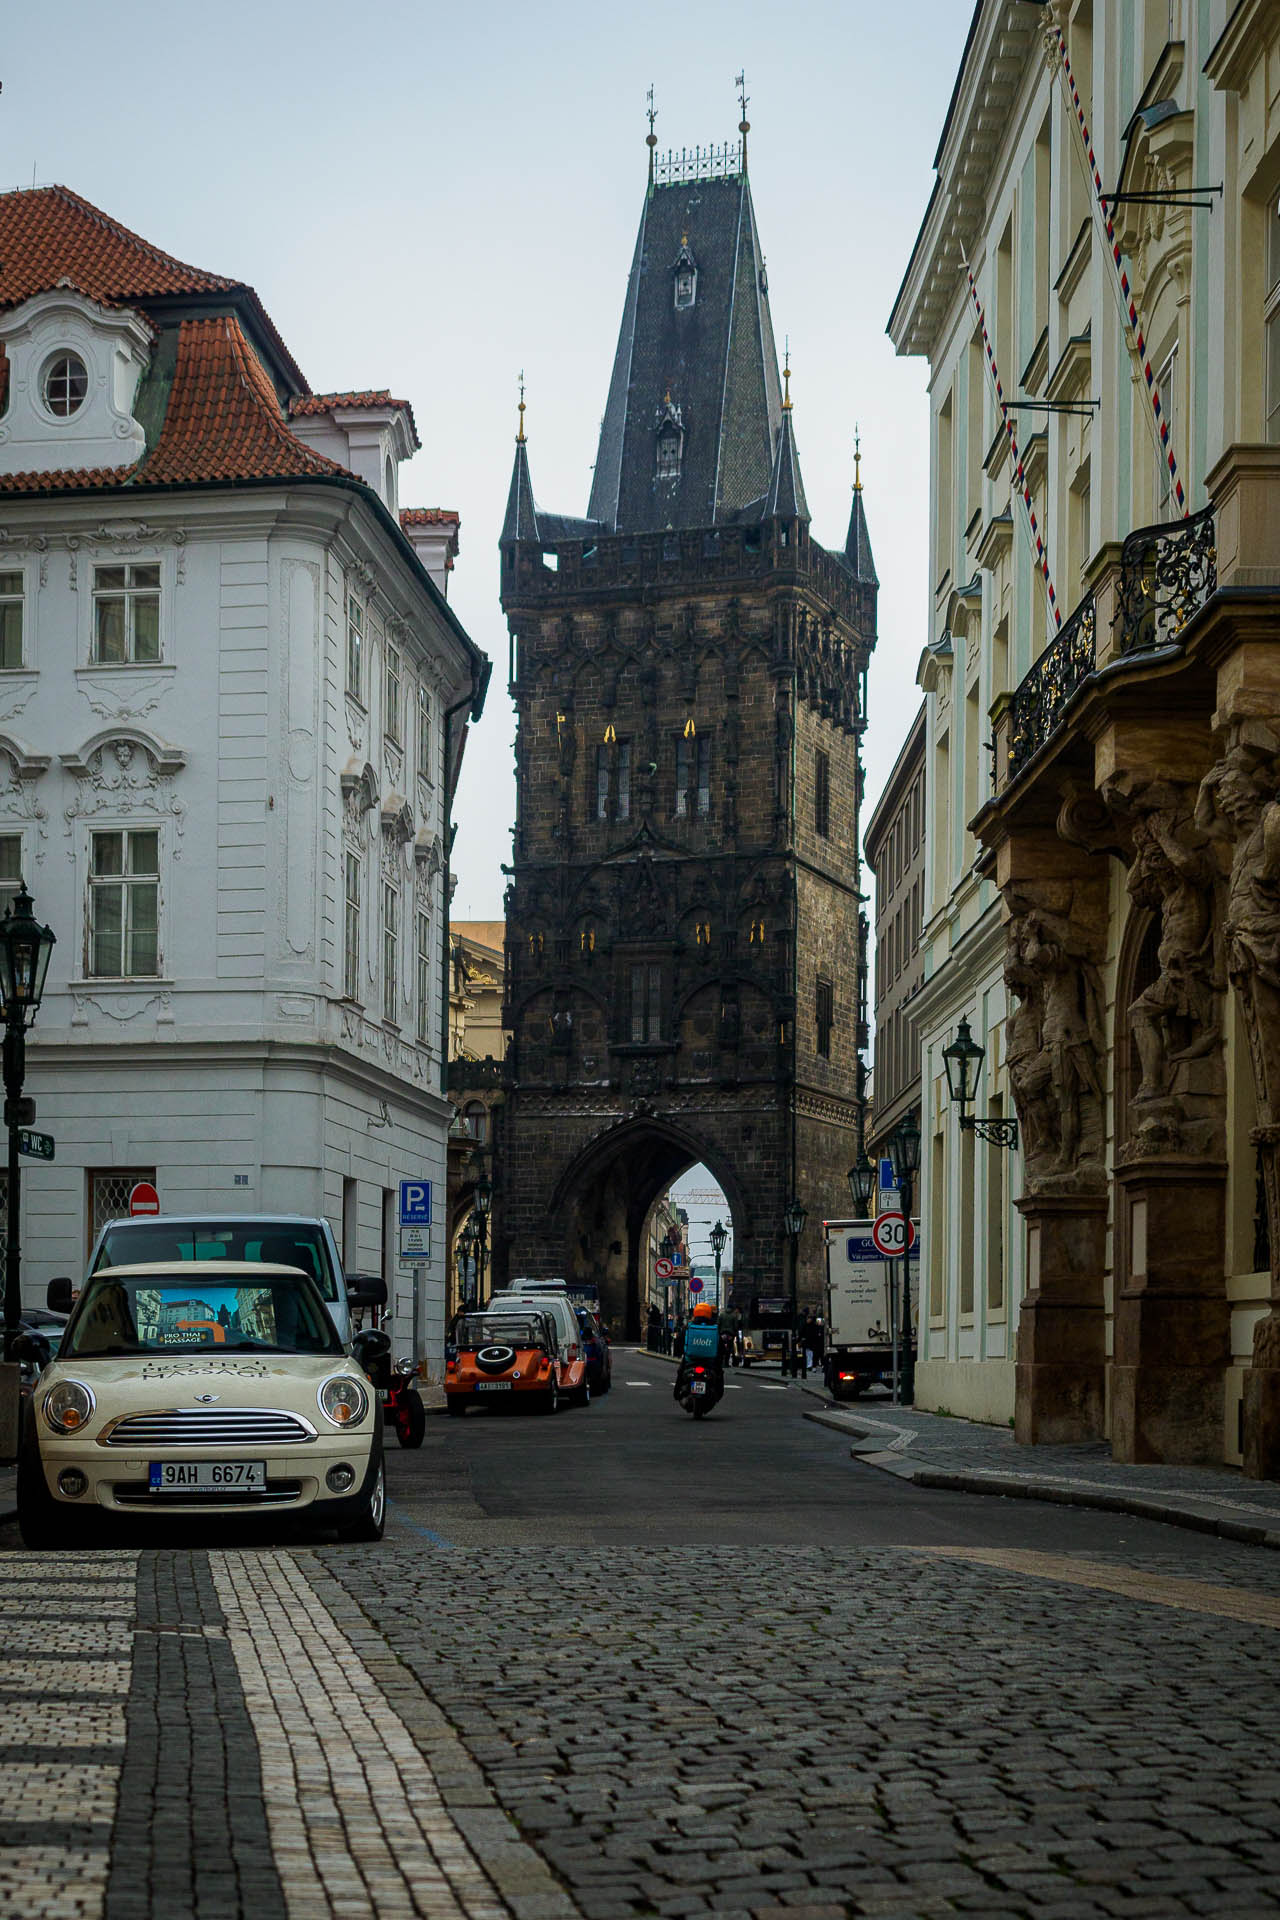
[129,1181,160,1218]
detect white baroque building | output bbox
[0,185,487,1368]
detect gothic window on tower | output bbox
[816,976,834,1060]
[595,740,632,821]
[628,960,664,1044]
[675,734,711,818]
[674,267,695,310]
[656,428,681,481]
[815,749,830,838]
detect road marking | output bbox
[212,1551,507,1920]
[907,1547,1280,1631]
[762,1386,788,1392]
[623,1380,652,1387]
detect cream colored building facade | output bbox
[890,0,1280,1467]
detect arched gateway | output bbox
[491,126,877,1334]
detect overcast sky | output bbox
[5,0,972,918]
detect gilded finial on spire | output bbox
[736,70,750,172]
[854,424,862,492]
[782,338,792,412]
[517,370,526,444]
[646,84,658,186]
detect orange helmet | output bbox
[692,1302,716,1321]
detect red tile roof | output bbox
[400,508,460,526]
[142,317,348,484]
[0,465,141,493]
[0,185,237,313]
[290,390,420,450]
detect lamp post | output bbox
[458,1216,477,1308]
[888,1112,922,1406]
[709,1218,727,1312]
[942,1017,1019,1147]
[473,1165,492,1307]
[783,1196,807,1379]
[0,884,56,1361]
[847,1151,877,1216]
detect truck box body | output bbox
[823,1218,920,1398]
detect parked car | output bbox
[58,1214,386,1345]
[486,1286,591,1404]
[575,1308,612,1394]
[446,1307,564,1415]
[15,1261,386,1547]
[14,1308,67,1389]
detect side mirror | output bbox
[12,1330,52,1370]
[347,1273,388,1309]
[47,1277,74,1313]
[352,1327,391,1389]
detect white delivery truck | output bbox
[823,1217,921,1402]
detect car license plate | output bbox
[691,1380,707,1395]
[475,1381,512,1392]
[148,1461,266,1491]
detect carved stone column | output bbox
[997,831,1109,1445]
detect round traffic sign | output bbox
[654,1256,674,1279]
[129,1180,160,1218]
[687,1277,704,1293]
[871,1212,916,1257]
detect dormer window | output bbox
[657,429,681,480]
[43,352,88,418]
[672,235,698,311]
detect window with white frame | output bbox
[384,643,401,744]
[1155,345,1178,519]
[382,881,399,1023]
[0,833,21,915]
[92,564,160,664]
[346,595,365,701]
[0,572,24,670]
[89,829,159,977]
[43,352,88,417]
[417,684,432,783]
[1267,189,1280,445]
[416,909,431,1044]
[343,850,361,1000]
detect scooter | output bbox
[385,1356,426,1448]
[674,1358,724,1418]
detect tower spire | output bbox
[517,369,526,444]
[854,423,862,492]
[646,85,658,187]
[782,338,792,411]
[736,70,750,172]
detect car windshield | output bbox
[94,1222,339,1302]
[457,1313,554,1352]
[61,1273,343,1359]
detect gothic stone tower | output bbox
[496,135,877,1336]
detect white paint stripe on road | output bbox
[212,1550,508,1920]
[623,1380,652,1387]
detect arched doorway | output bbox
[546,1117,749,1340]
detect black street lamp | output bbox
[0,883,56,1360]
[783,1195,807,1379]
[473,1165,492,1306]
[888,1112,922,1406]
[709,1217,728,1310]
[942,1017,1019,1148]
[847,1151,877,1215]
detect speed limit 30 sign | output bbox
[871,1212,917,1258]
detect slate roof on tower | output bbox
[587,168,785,534]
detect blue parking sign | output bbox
[399,1180,432,1226]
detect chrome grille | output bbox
[101,1408,315,1447]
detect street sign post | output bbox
[398,1180,432,1227]
[870,1212,917,1258]
[129,1181,160,1217]
[17,1130,53,1162]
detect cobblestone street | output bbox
[6,1353,1280,1918]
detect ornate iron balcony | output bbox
[1116,504,1216,655]
[1008,593,1096,781]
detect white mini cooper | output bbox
[15,1261,386,1547]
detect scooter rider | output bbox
[673,1301,729,1398]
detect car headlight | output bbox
[43,1379,95,1435]
[318,1375,369,1428]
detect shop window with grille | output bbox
[88,1168,158,1254]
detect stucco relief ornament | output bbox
[0,744,50,861]
[61,734,187,858]
[1003,889,1107,1193]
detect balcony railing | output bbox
[1116,505,1216,655]
[1008,593,1096,781]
